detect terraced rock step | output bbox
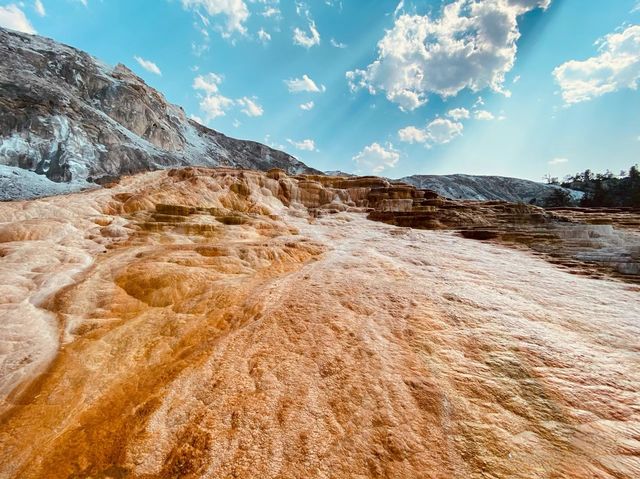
[121,169,640,284]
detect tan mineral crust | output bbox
[0,167,638,478]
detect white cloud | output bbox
[553,25,640,105]
[237,96,264,117]
[293,20,320,48]
[353,142,400,174]
[394,0,405,17]
[424,118,464,145]
[548,157,569,165]
[34,0,45,17]
[300,101,315,110]
[447,107,470,121]
[265,134,286,151]
[346,0,551,111]
[398,118,464,147]
[330,38,347,48]
[181,0,249,36]
[193,73,223,94]
[193,73,263,120]
[257,28,271,42]
[0,4,36,34]
[294,1,307,17]
[632,2,640,13]
[232,119,241,128]
[193,72,233,120]
[190,114,205,125]
[191,41,210,57]
[261,6,280,18]
[134,56,162,76]
[287,138,317,151]
[474,110,495,120]
[200,94,234,120]
[397,126,428,144]
[284,74,325,93]
[324,0,343,10]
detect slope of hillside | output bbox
[0,28,317,199]
[401,174,582,205]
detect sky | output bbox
[0,0,639,181]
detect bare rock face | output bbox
[0,28,317,197]
[0,167,639,478]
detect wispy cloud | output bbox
[134,56,162,76]
[293,21,320,48]
[548,157,569,165]
[257,28,271,43]
[292,2,320,48]
[284,74,325,93]
[0,4,36,34]
[261,6,281,19]
[474,110,495,121]
[193,73,223,94]
[237,96,264,117]
[34,0,45,17]
[193,73,264,120]
[181,0,249,37]
[287,138,317,151]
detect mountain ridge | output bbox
[401,173,582,206]
[0,27,318,198]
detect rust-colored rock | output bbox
[0,167,639,478]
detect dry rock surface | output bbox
[0,168,639,478]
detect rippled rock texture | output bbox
[0,168,639,478]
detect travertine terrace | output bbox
[0,168,639,478]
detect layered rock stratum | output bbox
[0,167,638,478]
[0,28,317,200]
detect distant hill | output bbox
[400,174,582,206]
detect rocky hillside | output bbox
[401,173,582,205]
[0,28,317,199]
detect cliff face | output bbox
[0,167,639,478]
[0,28,317,196]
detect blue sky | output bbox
[1,0,639,180]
